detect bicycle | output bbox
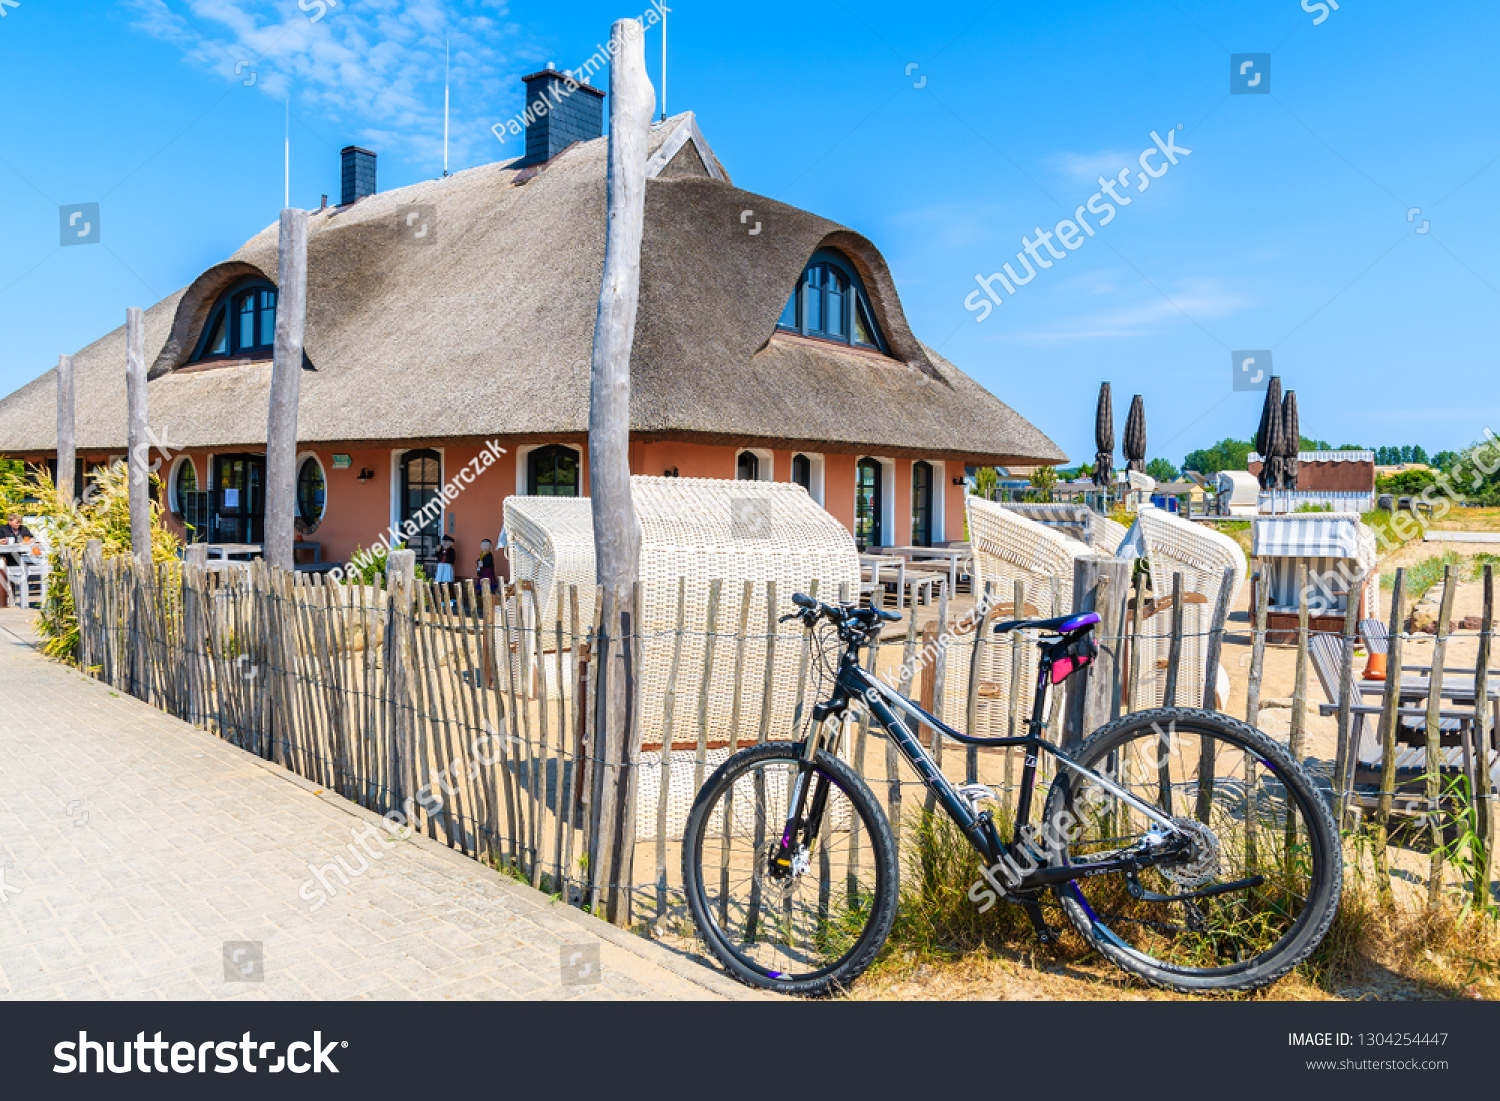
[682,593,1341,996]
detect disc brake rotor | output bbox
[1159,817,1221,889]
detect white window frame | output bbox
[856,455,896,549]
[736,447,774,482]
[166,454,196,515]
[516,442,584,497]
[295,450,328,525]
[790,451,825,506]
[391,446,446,542]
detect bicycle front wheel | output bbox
[1042,707,1341,994]
[681,741,898,997]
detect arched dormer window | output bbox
[776,249,887,352]
[191,279,278,362]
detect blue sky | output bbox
[1,0,1497,469]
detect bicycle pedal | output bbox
[955,783,997,809]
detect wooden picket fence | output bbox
[59,547,1497,926]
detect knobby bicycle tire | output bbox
[682,741,899,997]
[1042,707,1342,994]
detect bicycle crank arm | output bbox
[1126,872,1265,904]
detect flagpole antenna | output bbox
[284,97,290,208]
[660,5,671,122]
[443,39,451,177]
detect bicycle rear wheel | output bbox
[1041,707,1341,994]
[682,741,898,997]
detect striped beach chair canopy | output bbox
[1251,512,1379,616]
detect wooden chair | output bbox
[1307,633,1483,812]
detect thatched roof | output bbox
[0,114,1064,467]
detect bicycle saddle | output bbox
[991,611,1100,636]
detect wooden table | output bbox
[1354,672,1500,740]
[0,544,42,609]
[877,545,972,596]
[860,554,905,609]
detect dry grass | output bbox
[852,815,1499,1002]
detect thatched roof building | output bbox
[0,95,1063,567]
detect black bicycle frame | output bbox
[789,629,1184,895]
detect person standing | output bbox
[476,538,496,593]
[434,535,457,584]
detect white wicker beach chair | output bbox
[1126,506,1246,710]
[948,498,1094,734]
[1088,516,1129,556]
[506,477,861,840]
[996,503,1126,556]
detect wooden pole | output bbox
[264,208,309,573]
[1374,568,1406,907]
[56,354,75,502]
[385,549,417,818]
[125,308,150,560]
[1423,566,1458,907]
[587,18,655,926]
[1333,568,1363,826]
[1062,555,1131,754]
[1471,566,1493,912]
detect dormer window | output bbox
[192,280,277,362]
[776,250,887,352]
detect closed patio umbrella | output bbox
[1255,377,1284,491]
[1093,382,1114,489]
[1123,394,1147,474]
[1280,389,1300,490]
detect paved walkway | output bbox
[0,612,754,1000]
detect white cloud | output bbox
[1043,149,1134,186]
[1004,278,1254,344]
[124,0,552,170]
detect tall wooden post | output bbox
[1062,555,1131,754]
[125,308,150,559]
[586,18,655,927]
[56,354,75,502]
[265,209,309,573]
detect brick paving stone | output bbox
[0,621,762,1002]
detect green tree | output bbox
[971,466,1000,501]
[1181,438,1253,477]
[1145,457,1178,482]
[1030,465,1058,494]
[1299,437,1331,451]
[1431,450,1459,470]
[1411,444,1429,465]
[1400,445,1414,463]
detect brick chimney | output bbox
[340,146,377,205]
[519,65,605,167]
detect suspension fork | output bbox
[774,715,848,864]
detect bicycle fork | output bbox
[770,718,847,878]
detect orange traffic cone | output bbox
[1362,651,1387,681]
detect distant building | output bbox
[1247,450,1376,511]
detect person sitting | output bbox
[2,513,38,608]
[3,514,33,545]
